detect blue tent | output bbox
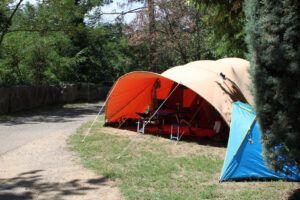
[220,102,300,182]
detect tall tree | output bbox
[126,0,211,72]
[1,0,134,86]
[146,0,157,72]
[245,0,300,171]
[189,0,246,58]
[99,0,157,71]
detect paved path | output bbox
[0,103,121,200]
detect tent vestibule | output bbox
[105,58,252,139]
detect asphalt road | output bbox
[0,102,121,200]
[0,103,103,155]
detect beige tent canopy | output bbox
[161,58,253,125]
[105,57,252,127]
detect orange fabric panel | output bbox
[156,78,174,99]
[105,72,175,122]
[191,128,215,137]
[183,89,197,107]
[106,78,153,122]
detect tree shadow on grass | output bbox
[289,188,300,200]
[0,169,110,200]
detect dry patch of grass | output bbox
[69,122,299,200]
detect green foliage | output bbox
[0,28,78,85]
[0,0,250,86]
[189,0,246,58]
[70,24,134,84]
[0,1,10,32]
[245,0,300,171]
[0,0,135,86]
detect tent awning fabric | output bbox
[105,58,253,125]
[220,102,300,181]
[105,72,174,122]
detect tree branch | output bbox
[100,6,146,15]
[0,0,24,46]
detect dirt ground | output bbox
[0,104,121,200]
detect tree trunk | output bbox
[148,0,156,72]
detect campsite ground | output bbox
[0,103,120,200]
[70,122,300,200]
[1,103,299,200]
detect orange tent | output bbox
[105,72,174,122]
[105,58,253,125]
[105,58,253,140]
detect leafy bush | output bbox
[245,0,300,171]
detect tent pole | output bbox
[144,82,181,128]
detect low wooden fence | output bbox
[0,84,110,114]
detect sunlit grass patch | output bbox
[69,122,299,200]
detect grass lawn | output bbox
[69,121,299,200]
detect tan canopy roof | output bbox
[161,58,253,125]
[105,58,253,126]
